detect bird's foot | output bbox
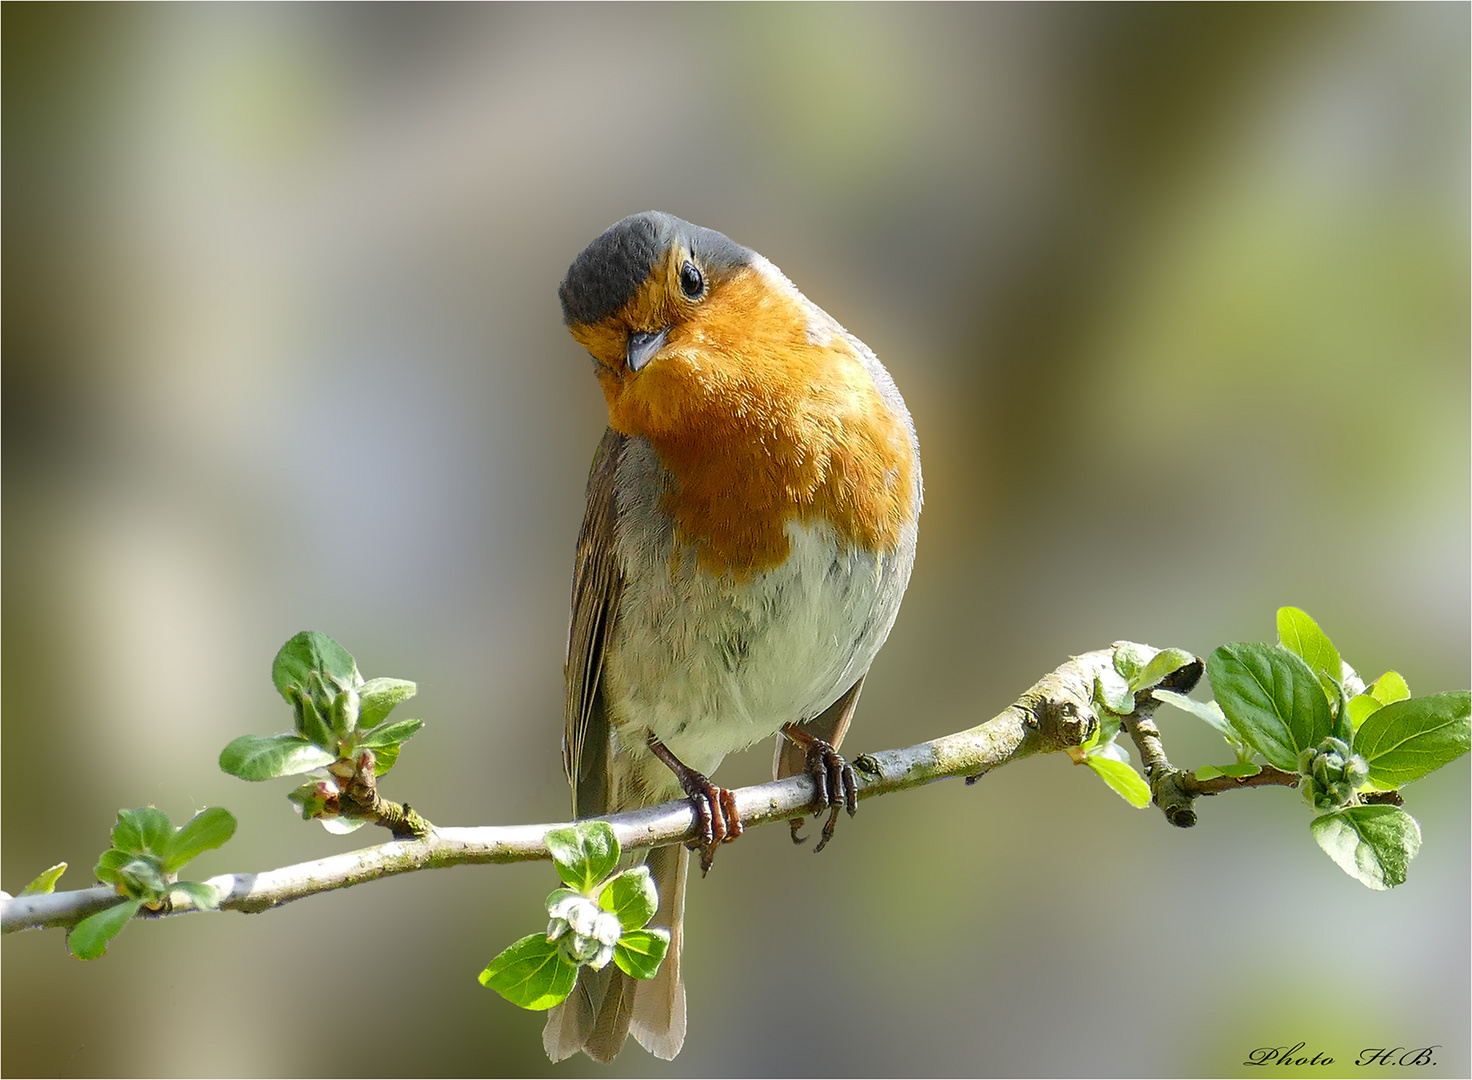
[646,734,742,875]
[780,724,858,853]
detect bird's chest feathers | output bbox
[600,270,916,578]
[607,517,897,774]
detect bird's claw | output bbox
[781,726,859,854]
[647,733,742,875]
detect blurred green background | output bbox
[4,4,1467,1076]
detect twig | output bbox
[0,645,1206,936]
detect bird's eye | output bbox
[679,261,704,299]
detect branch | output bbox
[1122,692,1298,828]
[0,645,1158,936]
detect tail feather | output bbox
[629,844,688,1060]
[542,843,688,1062]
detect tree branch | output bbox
[0,644,1194,936]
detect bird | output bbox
[544,211,921,1063]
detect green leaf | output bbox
[19,863,67,896]
[1194,763,1262,781]
[1215,763,1262,778]
[1207,643,1331,771]
[1094,667,1135,715]
[1132,648,1200,693]
[358,717,424,749]
[598,866,659,931]
[479,933,578,1010]
[1111,642,1150,684]
[112,807,174,855]
[545,822,621,893]
[359,678,418,728]
[68,899,143,960]
[271,631,361,703]
[1369,671,1411,705]
[318,815,368,835]
[1310,805,1421,890]
[1348,694,1383,730]
[219,733,335,780]
[93,849,132,888]
[162,807,236,872]
[613,927,670,981]
[1152,689,1233,736]
[370,744,399,776]
[115,856,168,900]
[168,880,222,910]
[290,685,335,748]
[1276,606,1342,694]
[329,686,360,740]
[1354,691,1471,787]
[1329,676,1354,746]
[287,779,333,819]
[1083,755,1152,808]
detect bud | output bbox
[545,893,622,970]
[1297,736,1369,812]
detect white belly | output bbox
[599,436,916,805]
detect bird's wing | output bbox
[565,427,626,819]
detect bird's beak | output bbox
[626,328,669,372]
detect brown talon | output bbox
[647,733,743,875]
[813,803,842,853]
[789,818,808,846]
[780,723,861,851]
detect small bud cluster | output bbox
[1297,736,1369,812]
[546,894,622,971]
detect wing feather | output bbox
[564,427,626,818]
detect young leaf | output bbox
[93,849,132,888]
[1347,694,1383,730]
[219,733,335,781]
[613,927,671,981]
[290,685,336,748]
[479,933,578,1010]
[1194,763,1262,781]
[1276,607,1342,692]
[318,815,368,835]
[163,807,237,872]
[68,899,143,960]
[115,856,168,900]
[19,863,67,896]
[1111,642,1149,685]
[1368,671,1410,705]
[287,779,334,819]
[1310,805,1421,890]
[1094,668,1135,715]
[1083,755,1152,808]
[1353,691,1471,788]
[358,678,417,728]
[545,822,621,893]
[1152,689,1233,736]
[1215,763,1262,778]
[168,880,223,910]
[599,866,659,931]
[358,717,424,749]
[111,807,175,856]
[371,743,400,776]
[1131,648,1200,693]
[1207,643,1331,771]
[328,686,361,740]
[271,631,361,703]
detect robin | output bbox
[544,211,921,1062]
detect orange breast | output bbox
[599,267,916,577]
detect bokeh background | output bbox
[4,5,1467,1077]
